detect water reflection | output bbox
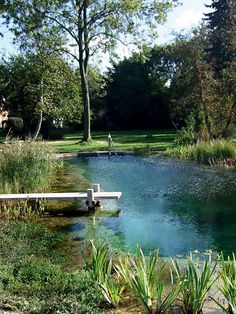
[67,156,236,256]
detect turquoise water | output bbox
[67,156,236,257]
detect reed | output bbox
[0,141,57,193]
[167,140,236,166]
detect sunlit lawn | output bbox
[1,129,235,153]
[47,129,177,153]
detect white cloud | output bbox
[174,9,204,29]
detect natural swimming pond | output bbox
[66,156,236,257]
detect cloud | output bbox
[174,9,204,29]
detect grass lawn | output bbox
[47,129,177,153]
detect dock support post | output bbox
[87,189,95,210]
[92,184,100,192]
[92,184,102,208]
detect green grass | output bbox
[46,129,177,153]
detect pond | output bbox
[65,155,236,257]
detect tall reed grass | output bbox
[167,140,236,166]
[0,141,57,193]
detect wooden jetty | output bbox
[0,184,122,210]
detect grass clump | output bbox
[167,140,236,167]
[0,140,57,193]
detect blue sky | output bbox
[0,0,212,58]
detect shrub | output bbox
[0,140,57,193]
[5,117,24,137]
[176,115,196,146]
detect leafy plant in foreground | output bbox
[116,246,178,313]
[85,240,124,308]
[101,276,125,308]
[214,253,236,313]
[172,255,217,314]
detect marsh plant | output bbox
[115,246,178,314]
[0,140,57,194]
[172,255,217,314]
[0,202,44,220]
[85,240,124,308]
[167,140,236,167]
[214,254,236,313]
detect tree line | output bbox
[0,0,235,141]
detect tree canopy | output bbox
[1,0,179,140]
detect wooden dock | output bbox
[0,184,122,210]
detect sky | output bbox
[0,0,213,61]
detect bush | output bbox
[5,117,24,137]
[176,115,196,146]
[0,140,57,193]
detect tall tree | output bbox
[205,0,236,134]
[105,48,171,129]
[2,0,179,141]
[205,0,236,73]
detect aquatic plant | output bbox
[0,202,44,220]
[115,246,178,313]
[214,253,236,313]
[101,276,125,308]
[172,255,217,314]
[85,240,124,308]
[85,240,111,283]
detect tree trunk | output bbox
[33,110,43,140]
[80,67,91,141]
[33,76,44,140]
[78,2,91,142]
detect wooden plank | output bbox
[0,191,122,202]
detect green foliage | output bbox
[105,49,171,129]
[214,253,236,313]
[101,277,125,308]
[116,246,177,313]
[0,140,57,193]
[0,220,104,314]
[176,115,196,145]
[0,203,44,220]
[85,240,111,283]
[172,255,217,314]
[5,117,24,136]
[167,140,236,166]
[0,54,82,135]
[134,144,154,156]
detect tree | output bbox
[2,54,82,136]
[2,0,179,140]
[204,0,236,135]
[205,0,236,73]
[105,48,171,129]
[168,28,235,139]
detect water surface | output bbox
[67,156,236,257]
